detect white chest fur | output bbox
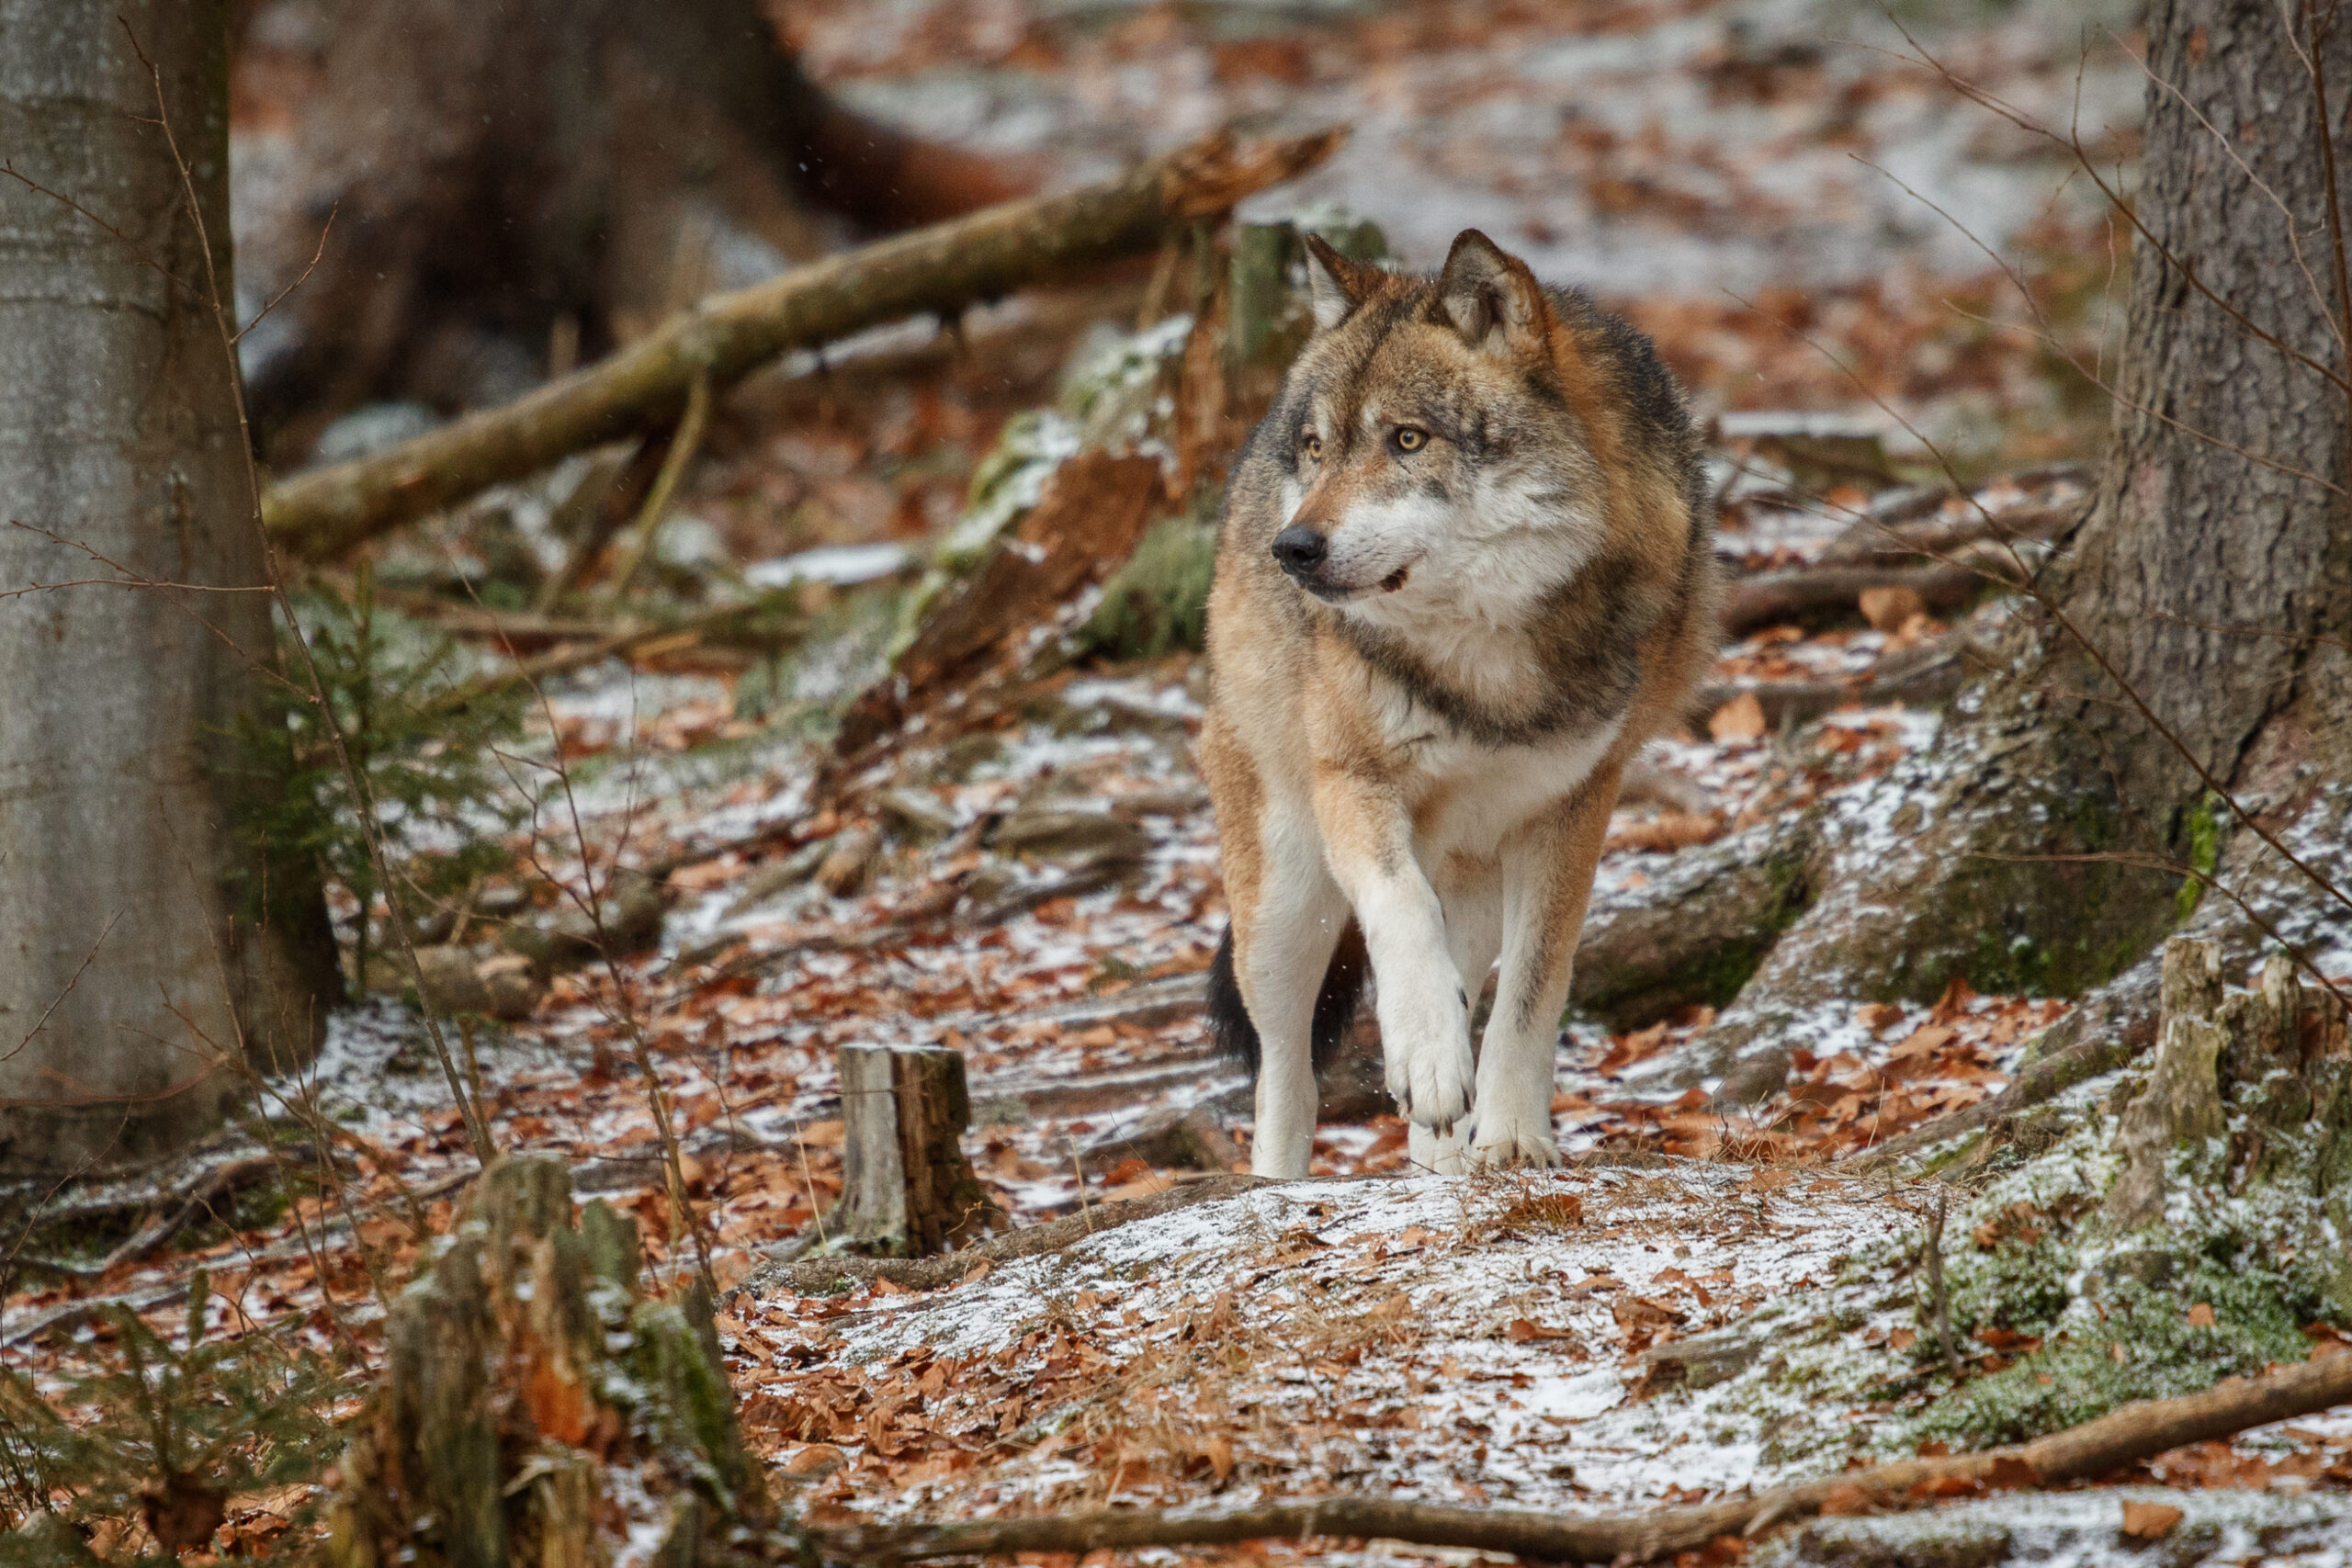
[1394,718,1623,862]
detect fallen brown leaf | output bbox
[1709,691,1767,741]
[2120,1499,2185,1540]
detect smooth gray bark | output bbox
[0,0,336,1172]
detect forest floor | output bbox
[11,0,2352,1564]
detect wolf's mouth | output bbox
[1378,566,1411,593]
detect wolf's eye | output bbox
[1391,425,1429,453]
[1301,432,1324,462]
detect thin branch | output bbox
[230,200,336,347]
[1846,157,2346,498]
[2,910,122,1066]
[1924,1190,1963,1378]
[606,371,712,598]
[1971,848,2352,1012]
[1877,18,2350,396]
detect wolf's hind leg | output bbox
[1234,805,1350,1179]
[1473,764,1620,1168]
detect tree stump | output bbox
[324,1156,782,1568]
[2109,937,2352,1238]
[834,1044,991,1257]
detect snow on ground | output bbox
[731,1162,1934,1521]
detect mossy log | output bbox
[323,1156,783,1568]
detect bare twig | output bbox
[605,372,712,598]
[1924,1190,1963,1378]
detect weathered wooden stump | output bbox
[324,1156,781,1568]
[2109,936,2351,1235]
[834,1044,991,1256]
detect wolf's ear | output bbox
[1302,233,1378,332]
[1433,230,1543,353]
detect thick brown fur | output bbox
[1201,230,1716,1177]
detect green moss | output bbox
[1071,514,1217,661]
[1906,1266,2312,1450]
[2176,790,2228,924]
[1883,782,2174,1003]
[628,1294,756,1511]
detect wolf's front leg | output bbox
[1474,766,1620,1168]
[1314,780,1476,1135]
[1231,804,1351,1179]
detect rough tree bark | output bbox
[232,0,1032,447]
[0,0,340,1171]
[1668,0,2352,1102]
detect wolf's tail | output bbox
[1206,919,1368,1077]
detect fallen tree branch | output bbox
[1691,630,1973,728]
[11,1148,322,1280]
[819,1350,2352,1562]
[1722,560,1987,637]
[263,129,1343,558]
[417,585,814,717]
[1815,496,2083,569]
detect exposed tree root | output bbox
[817,1351,2352,1563]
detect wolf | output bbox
[1198,229,1717,1179]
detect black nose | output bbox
[1271,526,1328,578]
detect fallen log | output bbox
[819,1349,2352,1563]
[1722,561,1984,637]
[263,129,1342,559]
[416,585,815,717]
[1690,630,1973,728]
[831,451,1167,757]
[1815,496,2083,570]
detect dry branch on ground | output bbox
[818,1347,2352,1563]
[261,130,1341,559]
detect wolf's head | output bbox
[1262,230,1611,628]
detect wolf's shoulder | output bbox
[1547,287,1698,466]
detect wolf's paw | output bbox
[1409,1122,1473,1176]
[1381,982,1475,1133]
[1468,1119,1561,1169]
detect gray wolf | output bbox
[1199,229,1717,1178]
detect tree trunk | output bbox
[1674,0,2352,1101]
[0,0,340,1172]
[232,0,1033,451]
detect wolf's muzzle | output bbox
[1271,525,1329,581]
